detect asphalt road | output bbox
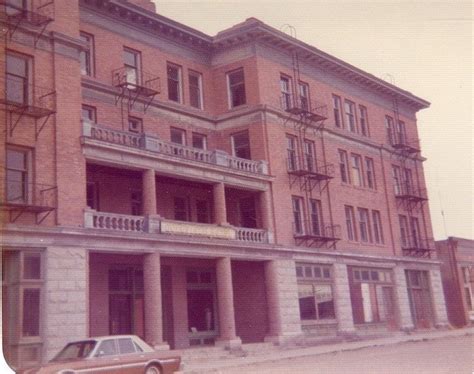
[222,335,474,374]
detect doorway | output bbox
[405,270,433,329]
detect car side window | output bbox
[118,338,136,354]
[95,339,117,357]
[134,342,143,352]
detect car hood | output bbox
[19,359,93,374]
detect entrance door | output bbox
[381,286,397,330]
[406,270,433,329]
[109,295,132,334]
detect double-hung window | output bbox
[6,53,30,105]
[358,208,372,243]
[287,135,298,171]
[280,75,292,110]
[303,140,315,172]
[299,82,310,111]
[403,168,413,195]
[292,196,304,235]
[399,215,409,248]
[359,105,369,136]
[338,149,349,183]
[350,154,363,187]
[365,157,375,189]
[410,217,421,248]
[188,70,203,109]
[372,210,384,244]
[332,95,342,128]
[344,100,356,132]
[227,68,246,108]
[309,199,323,236]
[123,48,140,86]
[81,105,96,123]
[232,131,251,159]
[80,32,94,77]
[192,133,207,150]
[167,63,182,103]
[345,205,356,241]
[6,147,30,204]
[170,128,186,145]
[392,165,402,195]
[396,121,406,145]
[385,115,395,145]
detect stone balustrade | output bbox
[84,210,269,244]
[82,122,268,175]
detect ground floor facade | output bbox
[2,226,449,370]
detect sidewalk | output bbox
[181,327,474,373]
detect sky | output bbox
[152,0,473,241]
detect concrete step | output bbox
[179,346,231,362]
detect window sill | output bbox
[301,319,337,326]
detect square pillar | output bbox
[393,266,415,331]
[429,268,449,328]
[215,257,241,349]
[142,169,157,216]
[333,263,356,334]
[213,182,228,226]
[264,259,302,344]
[143,252,169,350]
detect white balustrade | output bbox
[85,210,145,233]
[235,227,268,243]
[89,123,142,148]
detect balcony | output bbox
[82,122,269,176]
[84,210,270,244]
[293,221,341,248]
[401,236,434,258]
[0,0,54,27]
[288,158,334,181]
[0,180,57,223]
[112,67,160,110]
[280,95,328,123]
[395,182,428,204]
[390,135,420,154]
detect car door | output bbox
[91,338,124,374]
[116,337,147,374]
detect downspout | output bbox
[379,146,397,256]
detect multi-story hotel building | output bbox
[1,0,449,369]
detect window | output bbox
[287,135,298,171]
[403,168,413,195]
[309,199,323,236]
[358,208,371,243]
[79,32,94,76]
[462,267,473,311]
[359,105,369,136]
[188,70,203,109]
[399,215,409,247]
[6,147,30,204]
[372,210,384,244]
[338,149,349,183]
[118,338,136,354]
[23,253,41,280]
[231,131,251,159]
[130,190,142,216]
[196,200,210,224]
[227,68,246,108]
[5,0,26,15]
[296,264,335,321]
[332,95,342,128]
[22,288,40,337]
[385,116,394,145]
[86,182,99,210]
[396,121,406,145]
[344,100,356,132]
[292,196,304,235]
[123,48,140,85]
[410,217,421,247]
[128,117,142,133]
[365,157,375,189]
[192,133,207,150]
[96,340,117,357]
[174,197,189,221]
[6,53,30,105]
[81,105,96,123]
[303,140,315,172]
[280,75,292,110]
[392,165,402,195]
[170,128,186,145]
[345,205,356,241]
[298,82,310,111]
[167,63,182,103]
[350,154,363,187]
[239,197,257,228]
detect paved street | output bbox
[220,335,473,374]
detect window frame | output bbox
[399,215,409,247]
[338,149,350,183]
[392,165,402,195]
[6,146,32,205]
[292,196,304,235]
[280,74,292,110]
[365,157,376,189]
[372,210,384,244]
[231,130,251,159]
[344,99,357,133]
[167,62,183,103]
[192,132,207,150]
[309,199,323,236]
[357,207,372,243]
[6,52,31,106]
[345,205,357,241]
[81,105,97,123]
[286,134,298,171]
[358,105,369,136]
[385,115,395,145]
[303,139,315,172]
[350,153,363,187]
[123,47,141,86]
[227,68,246,108]
[128,116,143,134]
[188,70,203,109]
[298,81,310,111]
[332,94,343,128]
[79,31,95,77]
[170,127,186,145]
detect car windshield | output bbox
[51,341,97,362]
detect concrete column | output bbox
[333,263,356,334]
[429,268,449,328]
[260,188,274,241]
[213,182,228,225]
[264,260,302,344]
[143,252,169,350]
[393,266,415,331]
[215,257,241,349]
[142,169,157,216]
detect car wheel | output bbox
[145,364,162,374]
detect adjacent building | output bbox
[1,0,449,369]
[436,237,474,327]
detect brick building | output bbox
[436,237,474,327]
[1,0,449,369]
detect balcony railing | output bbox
[287,156,334,181]
[294,221,341,240]
[0,77,56,118]
[390,135,420,154]
[401,236,433,258]
[83,122,269,175]
[112,67,161,97]
[84,210,270,243]
[0,0,54,27]
[395,182,428,202]
[280,95,328,122]
[1,180,56,210]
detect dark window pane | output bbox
[7,55,27,77]
[23,254,41,279]
[109,269,132,292]
[22,289,40,337]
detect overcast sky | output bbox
[154,0,473,240]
